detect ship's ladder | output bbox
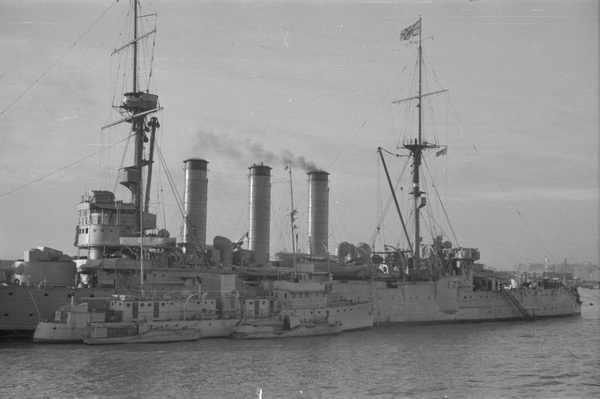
[502,289,535,321]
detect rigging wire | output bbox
[447,99,559,265]
[369,148,410,249]
[394,51,419,148]
[0,133,134,200]
[422,156,460,246]
[112,131,133,194]
[0,1,119,118]
[154,141,184,220]
[329,152,378,246]
[327,51,414,172]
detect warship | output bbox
[1,9,580,338]
[241,19,581,324]
[0,0,253,339]
[322,19,581,323]
[0,0,374,340]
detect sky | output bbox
[0,0,598,270]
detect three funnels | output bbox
[181,159,330,265]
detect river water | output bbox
[1,289,598,399]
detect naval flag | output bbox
[400,20,421,41]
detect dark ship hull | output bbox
[0,285,110,339]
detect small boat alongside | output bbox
[231,315,341,340]
[232,262,373,339]
[33,300,108,343]
[84,325,200,345]
[33,290,240,344]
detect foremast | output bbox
[75,0,165,263]
[118,0,161,219]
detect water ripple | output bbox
[1,291,599,399]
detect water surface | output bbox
[1,289,598,399]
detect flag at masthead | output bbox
[400,19,421,41]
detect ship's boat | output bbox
[329,19,581,324]
[35,292,221,345]
[33,274,242,343]
[232,262,372,339]
[84,329,200,345]
[35,263,370,343]
[231,315,342,340]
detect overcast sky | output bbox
[0,0,598,269]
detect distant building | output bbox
[515,260,599,281]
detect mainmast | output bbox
[402,17,425,268]
[397,17,441,269]
[414,18,423,267]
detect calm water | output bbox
[1,289,599,399]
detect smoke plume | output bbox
[193,130,320,172]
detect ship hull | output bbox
[34,317,240,344]
[0,285,116,339]
[231,323,341,339]
[34,320,93,343]
[84,329,200,345]
[1,270,253,339]
[280,302,373,332]
[332,277,581,324]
